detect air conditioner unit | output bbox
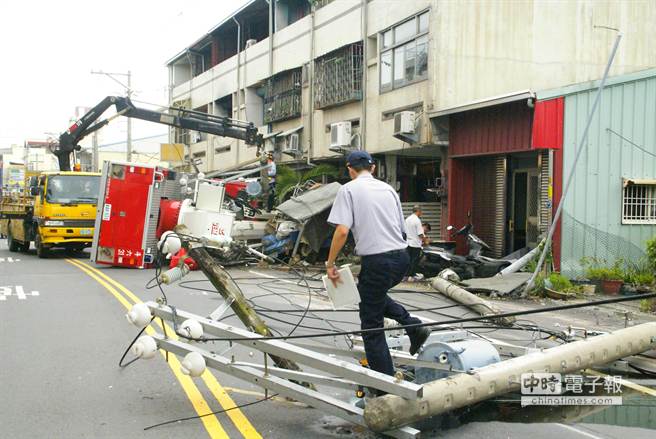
[393,111,419,144]
[329,121,353,153]
[282,133,300,157]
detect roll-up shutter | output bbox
[538,150,551,236]
[471,156,507,258]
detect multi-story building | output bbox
[167,0,655,251]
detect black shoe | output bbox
[409,327,431,355]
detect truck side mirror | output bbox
[30,186,40,196]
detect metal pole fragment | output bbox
[364,321,656,432]
[151,335,420,439]
[146,301,424,399]
[497,237,545,276]
[524,33,622,294]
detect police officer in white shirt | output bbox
[405,205,424,280]
[326,151,430,379]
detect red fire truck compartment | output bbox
[91,161,169,268]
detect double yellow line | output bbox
[65,258,262,439]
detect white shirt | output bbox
[405,213,424,248]
[328,173,407,256]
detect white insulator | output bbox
[179,176,188,186]
[159,264,190,285]
[159,231,182,256]
[197,172,206,180]
[126,303,152,327]
[131,336,158,359]
[180,352,206,377]
[178,318,203,339]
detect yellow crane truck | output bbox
[0,171,101,257]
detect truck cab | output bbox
[1,171,101,257]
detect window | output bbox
[622,181,656,224]
[314,42,363,109]
[380,11,429,92]
[264,68,302,124]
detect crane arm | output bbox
[54,96,263,171]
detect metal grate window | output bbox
[314,42,363,109]
[264,68,302,124]
[622,183,656,224]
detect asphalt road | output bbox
[1,241,655,439]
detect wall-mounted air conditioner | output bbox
[329,121,353,153]
[393,111,419,144]
[282,133,301,157]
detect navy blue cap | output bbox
[346,150,373,167]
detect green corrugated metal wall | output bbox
[560,71,656,276]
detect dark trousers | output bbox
[358,249,422,376]
[406,246,422,277]
[267,182,276,211]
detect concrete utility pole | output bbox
[364,321,656,432]
[92,131,99,172]
[173,224,311,387]
[126,70,132,162]
[91,69,133,162]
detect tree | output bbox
[275,164,340,204]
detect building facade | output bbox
[538,69,656,276]
[167,0,655,245]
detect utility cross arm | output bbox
[54,96,264,171]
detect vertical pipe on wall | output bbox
[307,2,315,166]
[360,0,368,151]
[233,17,241,166]
[268,0,273,77]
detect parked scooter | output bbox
[417,222,511,280]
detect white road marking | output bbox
[0,285,39,301]
[0,286,12,301]
[0,257,20,263]
[557,423,605,439]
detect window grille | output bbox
[622,182,656,224]
[314,42,363,109]
[264,68,302,124]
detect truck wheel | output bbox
[7,230,20,252]
[35,235,49,259]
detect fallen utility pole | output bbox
[430,277,515,326]
[363,321,656,432]
[173,224,307,380]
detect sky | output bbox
[0,0,249,153]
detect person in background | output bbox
[266,153,276,212]
[422,222,432,246]
[404,205,424,281]
[325,151,430,381]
